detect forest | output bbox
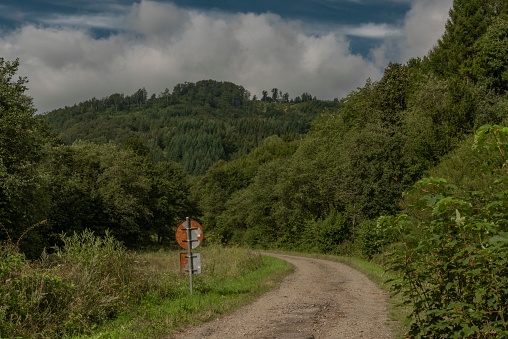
[44,79,331,175]
[1,0,507,337]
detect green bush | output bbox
[355,219,382,259]
[380,125,508,338]
[316,210,350,254]
[0,241,72,337]
[53,229,147,325]
[0,229,148,337]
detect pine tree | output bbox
[428,0,507,81]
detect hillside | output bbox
[195,1,508,247]
[1,1,508,337]
[43,80,340,175]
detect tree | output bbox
[0,57,52,255]
[44,142,153,248]
[261,90,269,102]
[149,161,196,244]
[428,0,507,81]
[271,88,279,102]
[380,125,508,338]
[0,58,40,171]
[472,16,508,92]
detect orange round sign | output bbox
[175,219,204,249]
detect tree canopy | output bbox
[43,80,331,175]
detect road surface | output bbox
[172,253,394,339]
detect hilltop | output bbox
[43,80,340,175]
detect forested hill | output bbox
[194,1,508,249]
[43,80,340,175]
[2,1,508,336]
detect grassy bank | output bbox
[0,231,293,338]
[75,249,293,338]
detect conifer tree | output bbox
[428,0,507,81]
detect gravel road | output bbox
[172,253,394,339]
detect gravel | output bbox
[171,253,395,339]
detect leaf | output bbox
[489,232,508,245]
[458,324,476,337]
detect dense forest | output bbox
[44,80,334,175]
[1,0,508,337]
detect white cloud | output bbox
[123,1,191,36]
[40,14,125,30]
[371,0,453,66]
[400,0,453,59]
[344,23,402,38]
[2,0,454,113]
[0,0,382,113]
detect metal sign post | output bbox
[185,217,194,294]
[176,218,204,295]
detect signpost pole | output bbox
[185,217,194,295]
[176,218,203,295]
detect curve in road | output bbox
[172,253,394,339]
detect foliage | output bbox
[427,0,507,85]
[355,219,383,259]
[53,230,147,327]
[194,53,505,253]
[0,57,54,255]
[2,4,508,336]
[472,16,508,93]
[379,125,508,338]
[43,142,196,249]
[0,230,146,338]
[0,228,274,338]
[195,135,299,238]
[43,80,334,175]
[313,210,350,254]
[44,142,151,247]
[76,249,289,339]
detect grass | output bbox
[0,231,293,339]
[2,229,408,338]
[71,247,293,339]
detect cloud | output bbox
[400,0,453,59]
[0,0,382,113]
[371,0,453,66]
[344,23,402,38]
[123,1,191,36]
[40,14,125,30]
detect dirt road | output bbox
[172,253,394,339]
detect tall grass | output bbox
[0,230,284,338]
[79,250,290,339]
[0,230,147,337]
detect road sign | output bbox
[180,252,201,274]
[175,219,203,249]
[176,217,204,294]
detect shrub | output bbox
[355,219,381,259]
[53,229,147,325]
[0,241,72,337]
[316,210,350,254]
[380,125,508,338]
[0,229,148,337]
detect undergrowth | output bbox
[78,252,290,339]
[0,229,281,338]
[379,125,508,338]
[0,229,147,337]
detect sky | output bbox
[0,0,453,113]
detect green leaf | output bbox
[489,232,508,245]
